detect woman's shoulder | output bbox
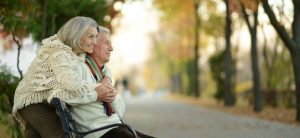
[41,35,72,53]
[38,35,85,63]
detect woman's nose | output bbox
[92,38,97,45]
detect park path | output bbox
[123,93,300,138]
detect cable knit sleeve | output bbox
[103,65,112,83]
[112,94,125,118]
[64,91,98,106]
[48,51,99,97]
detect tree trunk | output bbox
[292,0,300,121]
[250,12,263,112]
[50,14,57,35]
[194,0,200,97]
[262,0,300,121]
[40,0,47,39]
[224,0,235,106]
[291,53,300,121]
[241,1,263,112]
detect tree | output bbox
[153,0,200,96]
[261,29,294,107]
[152,0,227,96]
[0,65,22,137]
[262,0,300,121]
[0,0,113,78]
[193,0,201,97]
[240,0,263,112]
[33,0,110,41]
[224,0,236,106]
[0,0,39,78]
[209,49,237,102]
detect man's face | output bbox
[94,33,113,64]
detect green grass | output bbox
[0,125,10,138]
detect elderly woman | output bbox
[12,16,114,138]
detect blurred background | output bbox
[1,0,300,137]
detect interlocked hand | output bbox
[95,77,117,103]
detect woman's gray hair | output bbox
[57,16,98,52]
[98,26,110,35]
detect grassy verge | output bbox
[0,125,10,138]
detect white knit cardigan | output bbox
[12,35,99,123]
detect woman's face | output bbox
[80,26,98,53]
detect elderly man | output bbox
[65,26,155,138]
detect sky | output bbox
[0,35,38,76]
[109,0,159,79]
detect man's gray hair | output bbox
[98,26,110,35]
[57,16,98,52]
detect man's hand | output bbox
[95,83,117,103]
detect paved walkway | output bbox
[123,95,300,138]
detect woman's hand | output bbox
[95,83,117,103]
[101,76,112,85]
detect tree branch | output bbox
[12,33,23,79]
[240,2,252,32]
[261,0,296,52]
[292,0,300,51]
